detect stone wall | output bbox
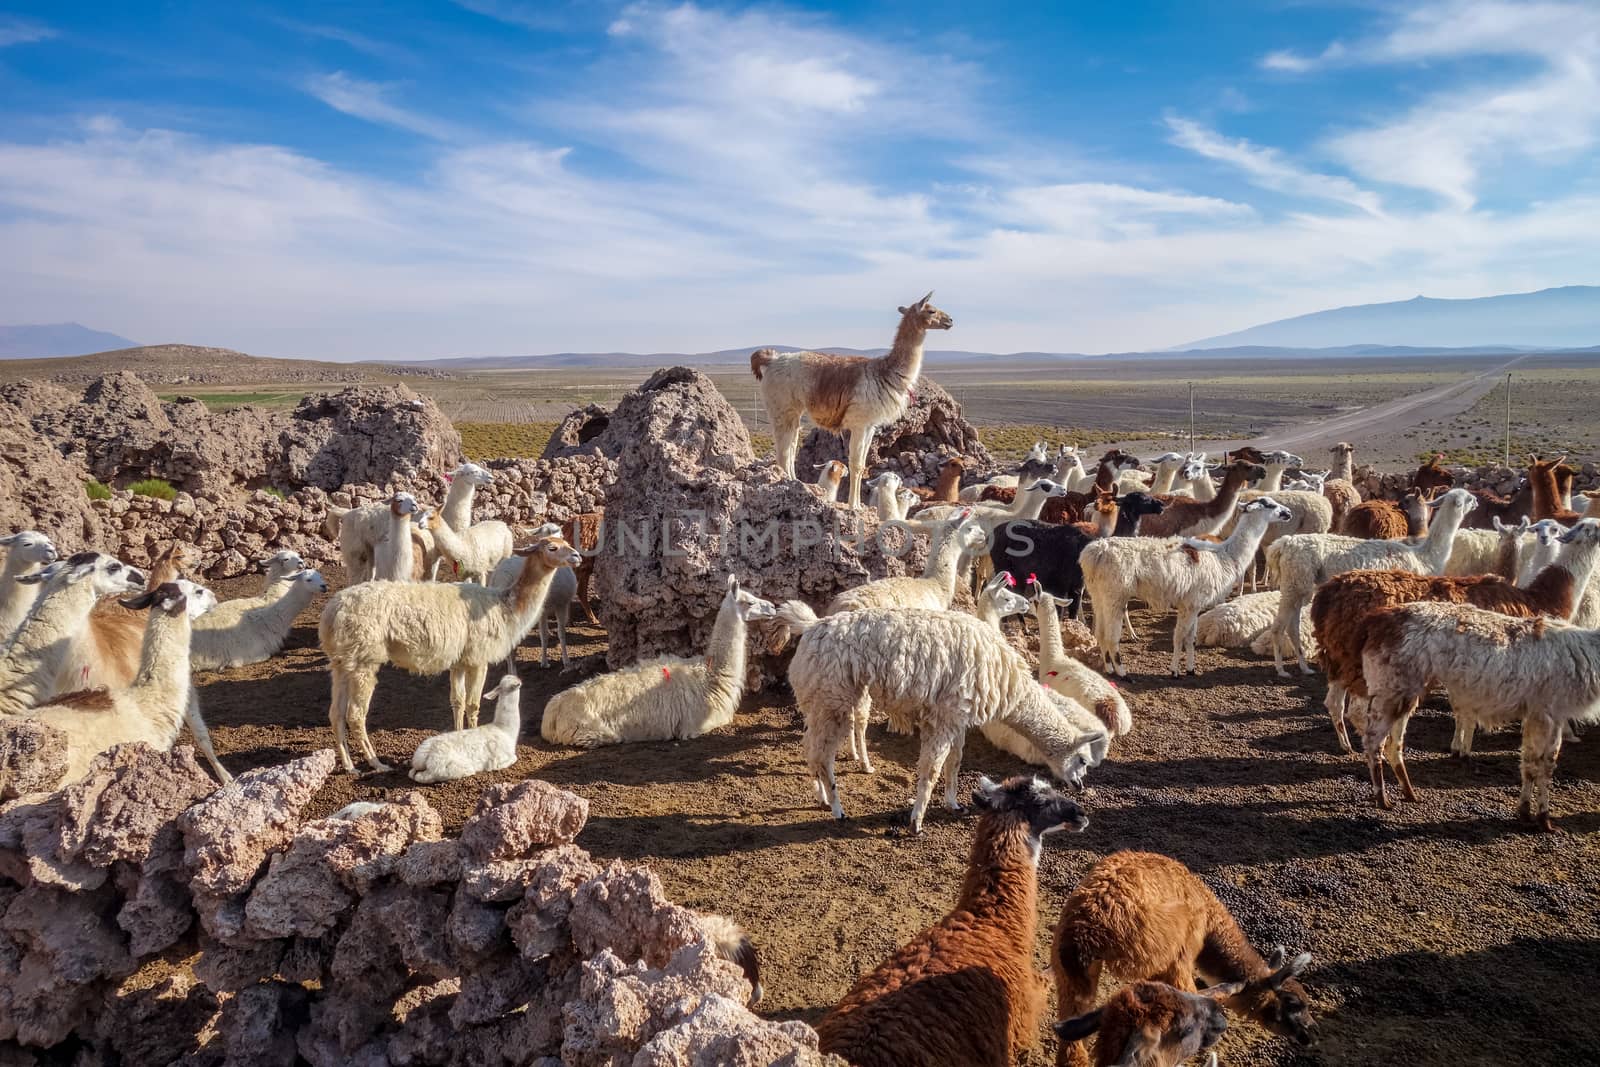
[1350,460,1600,501]
[0,744,840,1067]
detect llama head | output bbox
[492,674,522,698]
[0,531,57,567]
[256,549,304,574]
[979,573,1030,619]
[297,569,330,594]
[1225,457,1267,484]
[121,578,216,620]
[1239,497,1294,525]
[1118,491,1166,519]
[1558,518,1600,546]
[1179,455,1208,483]
[1491,514,1533,539]
[972,774,1088,844]
[1221,947,1314,1045]
[1427,486,1477,518]
[1022,479,1070,499]
[449,462,495,487]
[389,492,419,517]
[22,551,147,596]
[514,535,581,570]
[1331,441,1354,457]
[896,291,952,331]
[813,460,847,486]
[1413,455,1455,492]
[724,574,777,621]
[1055,981,1232,1065]
[864,470,900,490]
[1148,451,1185,468]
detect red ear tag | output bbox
[1003,573,1016,587]
[662,666,671,681]
[1108,680,1118,689]
[908,388,916,402]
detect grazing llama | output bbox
[816,775,1089,1067]
[752,293,953,508]
[1053,851,1314,1067]
[1054,981,1236,1067]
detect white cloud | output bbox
[0,16,54,47]
[303,72,461,141]
[1260,42,1345,72]
[1166,117,1384,216]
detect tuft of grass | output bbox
[456,421,560,460]
[85,478,112,501]
[263,486,286,499]
[128,477,177,501]
[748,431,773,456]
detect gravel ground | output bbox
[194,570,1600,1067]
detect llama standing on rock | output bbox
[1053,851,1314,1067]
[319,533,579,772]
[0,532,58,640]
[541,575,776,748]
[17,580,218,788]
[410,674,522,783]
[816,775,1089,1067]
[752,293,952,509]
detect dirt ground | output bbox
[194,569,1600,1067]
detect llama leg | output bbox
[1289,603,1314,674]
[805,704,852,819]
[1451,715,1476,758]
[1187,610,1200,674]
[772,411,802,479]
[1122,608,1139,642]
[556,604,570,668]
[449,669,467,731]
[463,661,488,727]
[538,615,550,668]
[907,734,954,834]
[1325,682,1354,754]
[1271,602,1292,677]
[1518,713,1564,832]
[328,669,355,774]
[1169,608,1188,677]
[346,669,388,772]
[1387,709,1418,802]
[852,692,874,774]
[184,691,233,783]
[1362,698,1395,810]
[846,425,874,509]
[941,730,968,812]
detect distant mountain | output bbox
[0,323,138,359]
[398,346,1085,370]
[1182,286,1600,350]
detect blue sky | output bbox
[1,0,1598,359]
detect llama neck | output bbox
[1091,506,1116,537]
[1549,542,1600,619]
[442,480,477,530]
[1417,505,1467,571]
[1493,532,1524,581]
[3,580,96,657]
[875,314,927,392]
[1054,455,1085,484]
[1404,502,1429,538]
[388,512,414,562]
[508,559,562,627]
[430,518,468,562]
[1094,463,1117,493]
[1190,472,1217,502]
[1009,488,1050,520]
[1333,453,1354,483]
[1034,600,1065,668]
[934,466,962,501]
[492,694,522,734]
[704,594,749,685]
[1,552,39,585]
[1530,466,1562,517]
[1211,513,1273,571]
[1260,466,1287,492]
[131,610,193,723]
[1210,470,1250,515]
[954,817,1038,950]
[1197,897,1270,984]
[922,531,968,595]
[1150,464,1179,495]
[0,556,43,631]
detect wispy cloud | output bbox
[1165,117,1384,216]
[0,16,55,47]
[272,18,414,63]
[1260,42,1346,72]
[303,72,461,140]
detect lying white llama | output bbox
[1264,486,1477,675]
[541,575,775,748]
[1081,498,1294,677]
[1029,581,1132,736]
[319,533,579,772]
[1195,591,1317,659]
[252,549,305,590]
[373,492,421,582]
[782,604,1109,833]
[410,674,522,783]
[17,579,216,787]
[753,293,952,508]
[864,471,906,520]
[426,510,515,585]
[0,553,148,715]
[191,569,328,671]
[0,531,57,639]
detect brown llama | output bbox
[905,455,968,505]
[816,775,1089,1067]
[1529,454,1581,523]
[567,510,602,623]
[1134,458,1264,539]
[1312,517,1600,757]
[1054,979,1240,1067]
[1412,452,1454,495]
[1338,488,1431,539]
[752,293,953,508]
[1053,851,1313,1067]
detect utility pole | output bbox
[1504,372,1512,469]
[1188,383,1195,451]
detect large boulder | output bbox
[592,367,931,669]
[541,403,618,460]
[0,394,104,550]
[793,375,993,482]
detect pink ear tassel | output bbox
[1003,572,1016,587]
[1028,572,1038,585]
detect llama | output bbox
[807,460,848,502]
[816,775,1089,1067]
[319,533,580,772]
[0,531,58,640]
[425,509,515,585]
[1053,850,1314,1067]
[1054,981,1236,1067]
[0,553,148,716]
[783,604,1109,832]
[17,579,218,788]
[487,521,568,671]
[1144,453,1188,495]
[1133,459,1263,539]
[1529,454,1581,523]
[1412,453,1454,496]
[827,515,986,615]
[905,456,967,506]
[1322,441,1362,531]
[1230,487,1334,591]
[191,569,329,671]
[1516,518,1566,587]
[988,495,1117,617]
[1030,581,1132,736]
[1265,486,1477,676]
[1054,445,1094,493]
[372,492,421,582]
[753,293,952,509]
[1174,455,1214,501]
[864,471,905,519]
[410,674,522,783]
[540,575,775,748]
[1339,489,1430,540]
[252,549,306,591]
[1195,592,1315,659]
[973,572,1032,630]
[1358,599,1600,827]
[1311,522,1600,756]
[1462,478,1535,530]
[1080,498,1294,677]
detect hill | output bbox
[0,323,138,359]
[0,344,453,385]
[1183,285,1600,350]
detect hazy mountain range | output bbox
[5,285,1597,365]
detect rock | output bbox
[96,969,220,1067]
[592,367,931,669]
[181,750,337,899]
[0,391,104,551]
[459,780,588,862]
[634,994,846,1067]
[221,983,306,1067]
[506,845,599,961]
[0,721,70,801]
[569,861,703,968]
[542,403,617,459]
[53,745,217,870]
[395,839,463,887]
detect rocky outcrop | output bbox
[0,745,820,1065]
[593,367,933,670]
[0,395,104,549]
[794,376,995,484]
[542,404,617,460]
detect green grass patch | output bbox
[84,478,112,501]
[262,486,286,499]
[456,421,560,460]
[128,478,177,501]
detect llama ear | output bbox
[0,533,17,547]
[119,588,159,610]
[1052,1008,1104,1042]
[1203,978,1248,1000]
[971,775,1000,809]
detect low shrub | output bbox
[84,479,112,501]
[128,478,177,501]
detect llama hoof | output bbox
[1299,665,1316,676]
[1375,797,1393,811]
[1538,816,1563,834]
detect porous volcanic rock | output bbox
[593,367,933,669]
[541,403,617,460]
[0,721,70,802]
[0,393,105,549]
